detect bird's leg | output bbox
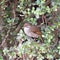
[39,36,44,43]
[40,38,43,43]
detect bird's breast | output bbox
[24,27,30,34]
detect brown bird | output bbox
[23,23,43,42]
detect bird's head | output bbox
[23,23,31,28]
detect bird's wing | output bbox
[30,26,42,35]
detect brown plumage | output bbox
[23,23,42,38]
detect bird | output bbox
[23,22,43,42]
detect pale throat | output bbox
[24,27,30,33]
